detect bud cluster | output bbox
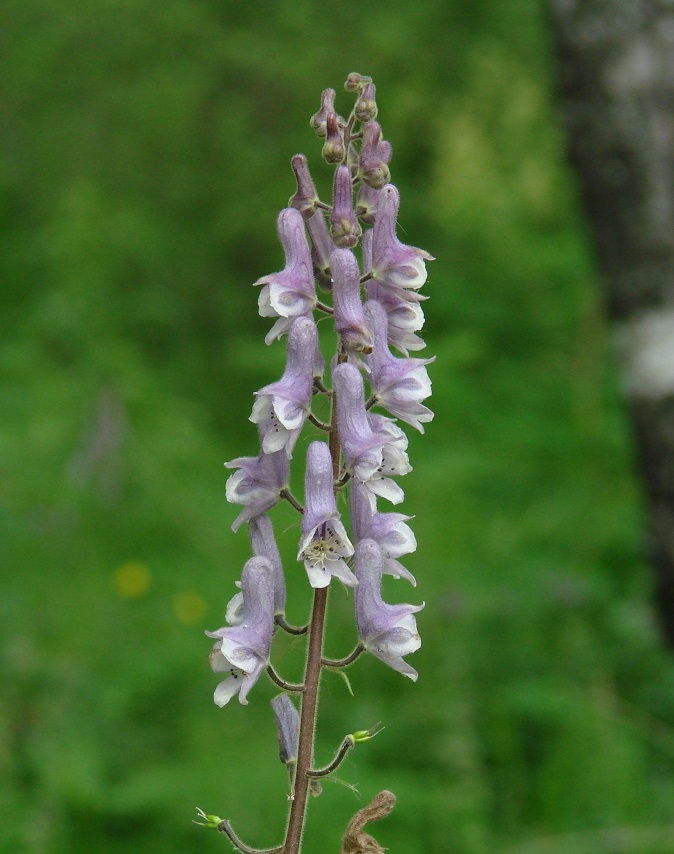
[199,73,434,853]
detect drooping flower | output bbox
[255,208,317,344]
[225,443,290,532]
[207,556,275,706]
[354,539,423,680]
[363,300,434,432]
[250,316,319,454]
[271,694,300,766]
[297,441,356,588]
[350,481,417,585]
[331,248,373,355]
[330,165,362,249]
[333,363,411,508]
[370,184,434,293]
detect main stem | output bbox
[282,353,343,854]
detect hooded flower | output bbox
[250,316,319,454]
[333,363,410,508]
[255,207,317,343]
[297,441,356,588]
[363,229,426,354]
[370,185,434,294]
[350,481,417,585]
[271,694,300,766]
[354,539,423,680]
[225,442,290,532]
[207,557,275,706]
[331,248,373,355]
[363,300,434,432]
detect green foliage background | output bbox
[3,1,674,852]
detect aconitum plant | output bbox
[196,73,434,854]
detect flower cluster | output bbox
[202,71,433,854]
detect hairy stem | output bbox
[282,352,344,854]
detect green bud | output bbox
[352,722,384,743]
[194,807,223,829]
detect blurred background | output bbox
[3,1,674,852]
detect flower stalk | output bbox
[198,73,433,854]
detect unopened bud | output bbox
[331,165,362,248]
[359,121,390,189]
[289,154,319,219]
[322,112,345,164]
[352,722,385,743]
[354,82,378,122]
[356,140,392,224]
[194,808,223,830]
[310,88,336,137]
[345,72,372,92]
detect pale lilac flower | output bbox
[289,153,320,218]
[225,515,287,624]
[362,229,426,354]
[225,444,289,532]
[298,441,356,588]
[255,208,317,344]
[330,165,362,248]
[350,482,417,585]
[370,185,434,293]
[331,248,373,355]
[354,539,423,680]
[333,363,410,508]
[363,300,434,432]
[251,316,319,454]
[207,556,275,706]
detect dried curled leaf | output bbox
[340,790,396,854]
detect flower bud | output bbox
[331,165,362,249]
[322,112,345,164]
[331,248,373,354]
[345,72,372,92]
[359,122,391,189]
[310,88,336,137]
[288,153,319,219]
[354,82,378,123]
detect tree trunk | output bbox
[547,0,674,646]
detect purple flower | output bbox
[250,515,286,616]
[225,443,289,532]
[330,165,362,248]
[333,363,410,508]
[298,441,356,588]
[331,248,373,355]
[354,539,423,680]
[370,185,434,293]
[255,208,317,344]
[363,300,434,432]
[350,482,417,585]
[207,556,275,705]
[251,316,319,454]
